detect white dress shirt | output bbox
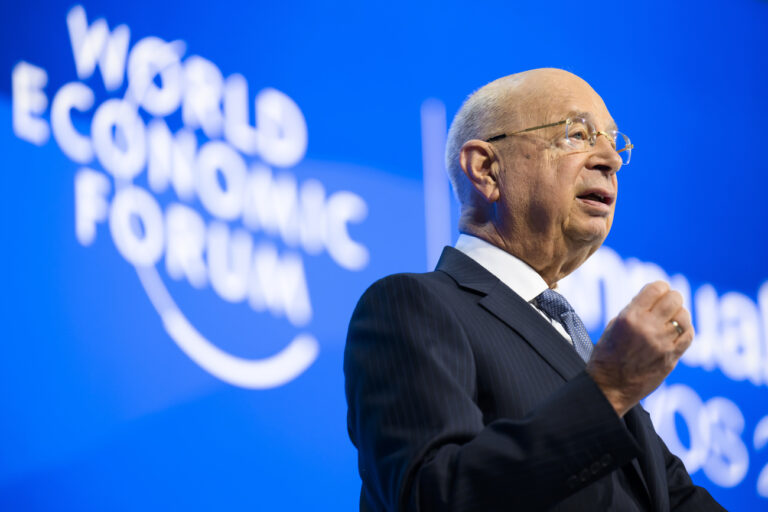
[454,234,574,345]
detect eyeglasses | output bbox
[485,117,633,166]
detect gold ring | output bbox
[671,320,684,336]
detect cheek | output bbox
[605,205,616,231]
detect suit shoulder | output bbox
[356,270,456,305]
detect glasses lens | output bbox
[565,118,592,149]
[565,119,631,165]
[615,132,631,165]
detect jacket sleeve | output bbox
[660,434,727,511]
[344,274,642,511]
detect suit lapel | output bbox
[437,247,586,382]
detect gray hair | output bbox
[444,77,519,205]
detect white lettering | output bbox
[759,282,768,384]
[207,222,253,303]
[326,191,369,271]
[165,203,207,288]
[248,243,312,327]
[683,284,718,371]
[92,99,147,180]
[255,88,307,167]
[196,141,247,220]
[74,168,110,245]
[670,273,693,312]
[11,61,50,146]
[718,292,762,384]
[51,82,94,163]
[298,179,327,254]
[126,36,185,117]
[754,416,768,497]
[66,5,130,91]
[109,186,164,266]
[243,165,300,245]
[147,119,196,201]
[701,397,749,487]
[223,73,259,154]
[576,247,629,328]
[183,56,224,139]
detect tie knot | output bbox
[535,288,574,320]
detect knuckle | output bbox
[623,311,642,330]
[617,307,634,322]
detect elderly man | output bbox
[344,69,724,511]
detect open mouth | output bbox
[577,191,613,205]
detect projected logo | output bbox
[11,5,369,388]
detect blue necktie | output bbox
[535,289,594,362]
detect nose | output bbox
[587,134,623,174]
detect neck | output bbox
[460,212,596,288]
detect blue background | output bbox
[2,0,767,510]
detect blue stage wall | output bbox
[2,1,767,510]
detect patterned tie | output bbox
[535,289,594,362]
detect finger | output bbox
[673,325,694,356]
[670,308,694,340]
[668,318,685,339]
[650,290,683,320]
[675,308,693,334]
[631,281,670,311]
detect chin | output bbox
[564,216,612,251]
[569,227,609,250]
[586,219,612,241]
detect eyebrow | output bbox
[566,110,619,132]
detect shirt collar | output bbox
[454,234,551,302]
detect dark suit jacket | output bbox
[344,247,724,511]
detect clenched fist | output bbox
[586,281,695,417]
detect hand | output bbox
[586,281,694,417]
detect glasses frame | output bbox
[485,117,634,166]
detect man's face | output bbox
[494,81,623,256]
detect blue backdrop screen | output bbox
[2,1,768,510]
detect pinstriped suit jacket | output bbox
[344,247,723,511]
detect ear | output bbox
[459,139,501,203]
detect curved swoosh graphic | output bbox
[136,265,319,389]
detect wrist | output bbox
[585,366,632,418]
